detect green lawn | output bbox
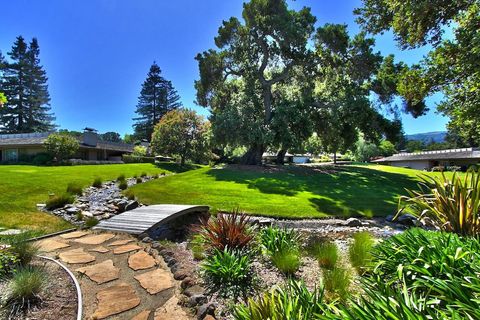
[0,162,191,234]
[131,164,452,219]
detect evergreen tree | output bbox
[132,62,181,141]
[0,36,55,133]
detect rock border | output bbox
[37,255,83,320]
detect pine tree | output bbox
[25,38,55,132]
[0,36,55,133]
[132,62,181,141]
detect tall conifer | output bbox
[133,62,181,141]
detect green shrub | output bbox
[45,193,74,210]
[136,177,142,183]
[363,228,480,319]
[5,232,39,266]
[349,232,374,274]
[314,242,338,270]
[323,267,351,300]
[201,248,254,299]
[117,174,126,181]
[118,180,128,190]
[0,251,19,278]
[271,249,300,275]
[397,170,480,236]
[195,210,254,252]
[189,234,206,260]
[92,177,102,188]
[260,226,300,255]
[122,155,155,163]
[234,280,329,320]
[32,152,53,165]
[5,266,46,314]
[85,217,99,228]
[140,172,147,177]
[66,182,83,195]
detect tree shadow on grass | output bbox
[205,165,420,217]
[155,162,202,173]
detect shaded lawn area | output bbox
[0,162,191,234]
[132,164,452,219]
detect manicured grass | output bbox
[0,162,189,234]
[132,164,457,218]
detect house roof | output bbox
[373,148,480,162]
[0,132,134,153]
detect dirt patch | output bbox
[0,257,77,320]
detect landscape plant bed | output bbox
[0,257,77,320]
[156,216,393,319]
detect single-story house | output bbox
[262,152,311,164]
[372,148,480,170]
[0,129,134,162]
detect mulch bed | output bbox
[0,257,77,320]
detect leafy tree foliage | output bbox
[100,131,122,142]
[195,0,316,164]
[151,109,210,165]
[0,36,55,133]
[379,140,396,156]
[44,133,79,162]
[355,0,480,146]
[133,62,181,142]
[132,145,147,157]
[0,92,6,106]
[196,1,415,165]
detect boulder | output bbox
[345,217,362,227]
[396,214,418,226]
[196,303,215,320]
[125,200,139,211]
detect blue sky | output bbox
[1,0,448,136]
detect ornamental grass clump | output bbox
[234,280,329,320]
[45,193,74,210]
[314,241,338,270]
[195,210,254,252]
[260,226,300,255]
[117,174,126,182]
[348,231,374,274]
[5,266,46,315]
[66,182,83,195]
[271,249,301,276]
[397,170,480,236]
[118,180,128,190]
[322,267,352,300]
[201,248,254,299]
[92,177,102,188]
[350,228,480,319]
[5,232,39,266]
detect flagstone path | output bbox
[37,230,191,320]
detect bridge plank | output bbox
[93,204,209,236]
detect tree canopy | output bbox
[196,0,412,164]
[44,133,79,162]
[151,109,210,165]
[133,62,181,142]
[355,0,480,146]
[0,36,55,133]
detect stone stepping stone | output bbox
[92,282,140,319]
[74,233,115,245]
[128,250,156,271]
[132,310,151,320]
[89,246,109,253]
[154,296,188,320]
[60,230,88,239]
[59,248,96,264]
[38,239,70,252]
[107,239,134,246]
[134,269,173,295]
[75,259,120,284]
[113,243,142,254]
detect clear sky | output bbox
[0,0,448,136]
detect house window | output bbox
[4,149,18,161]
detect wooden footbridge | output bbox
[93,204,209,239]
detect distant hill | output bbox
[406,131,447,143]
